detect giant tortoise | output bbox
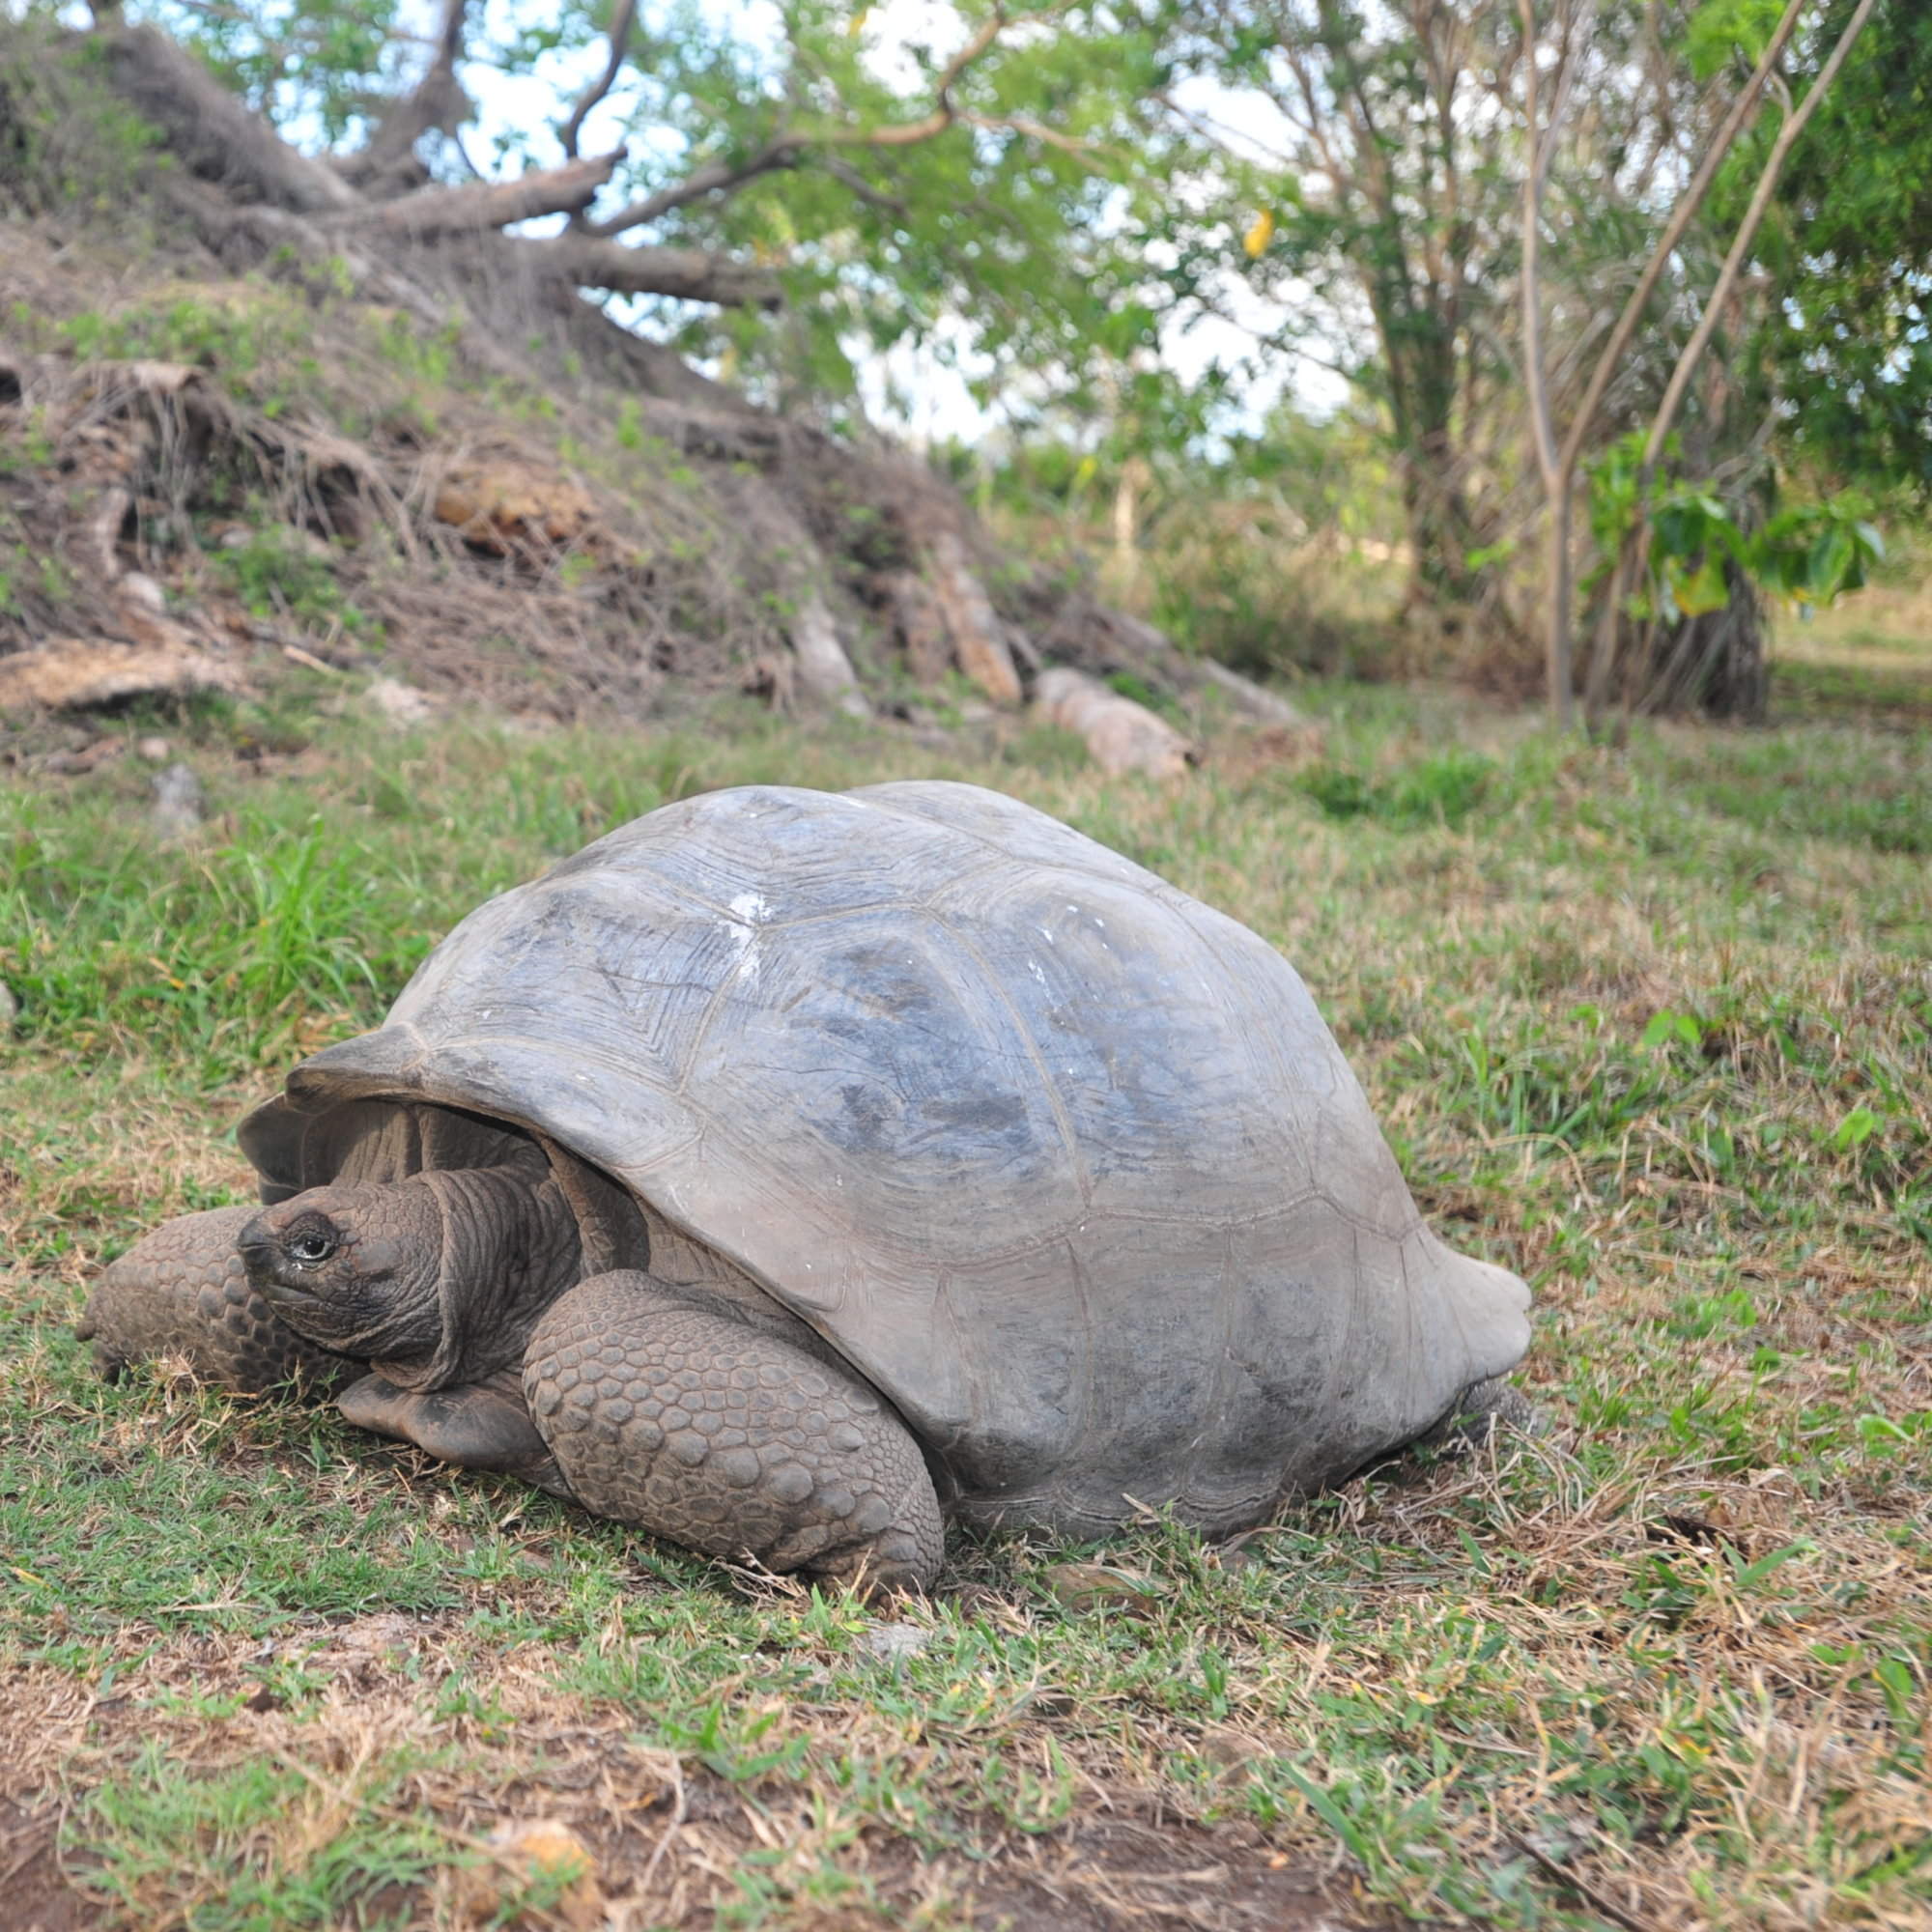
[80,781,1531,1590]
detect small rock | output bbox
[0,981,16,1033]
[43,737,123,776]
[857,1621,932,1663]
[366,676,433,727]
[451,1818,604,1929]
[1198,1723,1268,1777]
[150,762,205,838]
[135,735,172,763]
[1041,1561,1161,1615]
[119,572,168,614]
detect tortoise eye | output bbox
[284,1223,339,1266]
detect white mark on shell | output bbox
[721,891,770,975]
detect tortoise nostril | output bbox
[237,1221,284,1278]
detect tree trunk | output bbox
[1400,448,1480,611]
[1544,485,1575,726]
[1625,572,1767,724]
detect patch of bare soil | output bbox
[0,1800,97,1932]
[885,1816,1387,1931]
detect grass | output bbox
[1768,572,1932,724]
[2,681,1929,1930]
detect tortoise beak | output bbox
[238,1211,299,1299]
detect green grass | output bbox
[2,685,1928,1930]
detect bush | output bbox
[1146,497,1405,681]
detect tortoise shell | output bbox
[241,781,1530,1535]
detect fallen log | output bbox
[0,640,242,713]
[1195,656,1314,729]
[1035,667,1195,781]
[927,530,1022,708]
[336,151,625,242]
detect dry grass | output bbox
[1,682,1927,1930]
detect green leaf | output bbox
[1642,1009,1702,1052]
[1805,524,1856,601]
[1666,552,1730,617]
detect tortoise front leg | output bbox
[523,1271,944,1594]
[77,1206,355,1395]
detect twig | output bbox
[558,0,639,161]
[282,642,344,674]
[634,1755,688,1896]
[1508,1834,1662,1932]
[591,2,1048,237]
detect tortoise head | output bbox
[240,1180,446,1372]
[239,1167,582,1389]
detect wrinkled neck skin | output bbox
[396,1168,582,1391]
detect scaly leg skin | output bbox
[336,1370,573,1498]
[76,1206,357,1396]
[1413,1375,1542,1456]
[524,1271,944,1594]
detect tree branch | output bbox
[589,3,1021,238]
[961,111,1111,169]
[816,154,910,217]
[587,143,803,238]
[558,0,639,161]
[517,236,782,306]
[343,0,472,190]
[93,23,360,213]
[838,2,1009,144]
[1559,0,1805,475]
[337,150,626,241]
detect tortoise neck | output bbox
[376,1166,582,1391]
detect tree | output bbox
[61,0,1166,413]
[1512,0,1882,727]
[1516,0,1811,726]
[1164,1,1520,613]
[1737,0,1932,497]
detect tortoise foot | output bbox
[1413,1375,1542,1455]
[337,1370,572,1496]
[524,1271,944,1594]
[77,1206,355,1396]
